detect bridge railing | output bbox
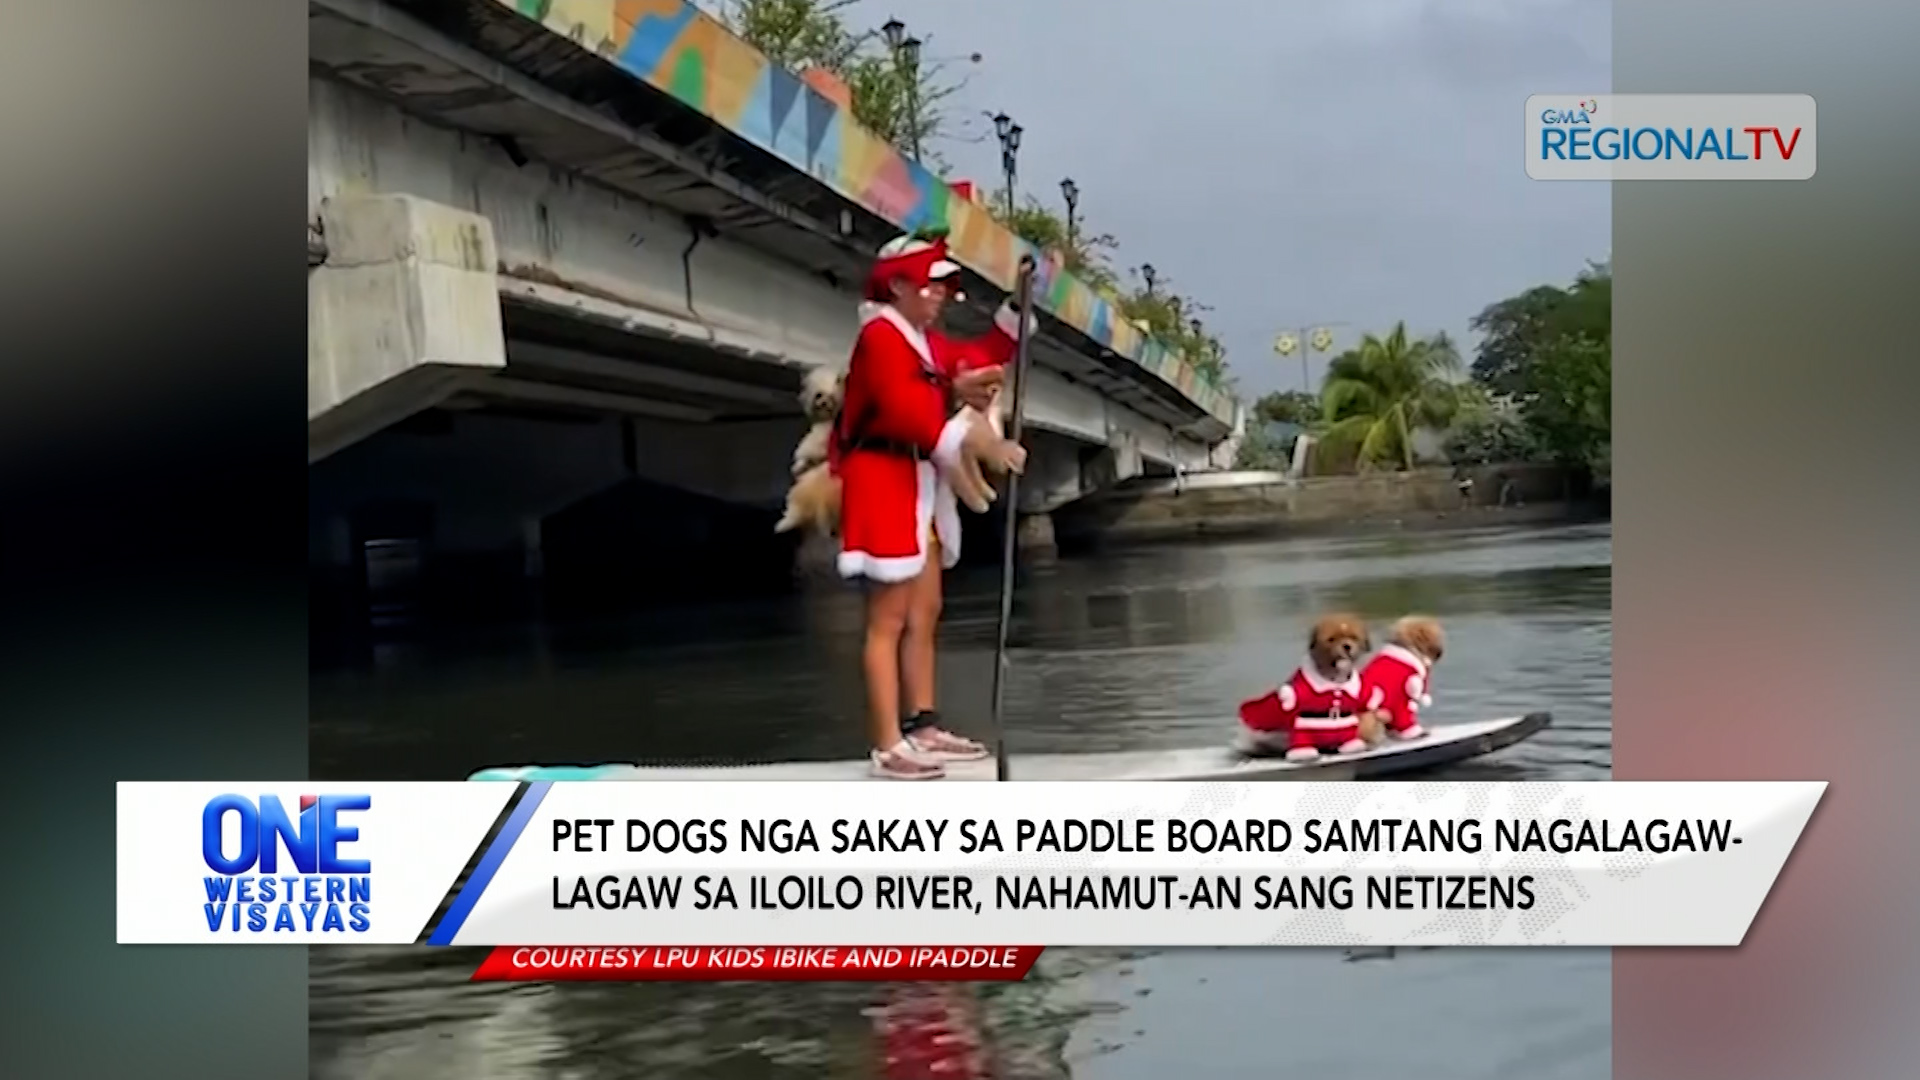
[487,0,1238,427]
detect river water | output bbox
[310,520,1612,1079]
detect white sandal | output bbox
[871,742,945,780]
[907,726,990,762]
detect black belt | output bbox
[841,436,924,460]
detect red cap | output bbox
[865,231,964,302]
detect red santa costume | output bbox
[832,232,1031,583]
[1237,661,1371,761]
[873,985,991,1079]
[1358,643,1432,740]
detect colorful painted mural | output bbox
[489,0,1237,425]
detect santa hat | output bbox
[864,229,965,303]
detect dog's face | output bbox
[799,365,844,422]
[1308,614,1371,679]
[1392,616,1446,665]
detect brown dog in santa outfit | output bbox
[1237,613,1373,759]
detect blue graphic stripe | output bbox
[428,781,552,946]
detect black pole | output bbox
[987,257,1037,782]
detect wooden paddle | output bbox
[986,256,1038,782]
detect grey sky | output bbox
[842,0,1612,396]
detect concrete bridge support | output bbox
[308,193,507,462]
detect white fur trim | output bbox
[878,236,938,258]
[993,302,1036,340]
[1277,684,1296,711]
[1367,687,1385,710]
[1285,747,1320,762]
[1380,643,1429,674]
[1406,673,1425,702]
[1297,658,1363,697]
[929,258,962,278]
[930,464,962,569]
[870,304,937,369]
[1393,724,1426,740]
[837,457,940,583]
[1294,715,1357,730]
[837,549,925,582]
[1420,694,1433,707]
[932,414,971,475]
[1337,739,1368,755]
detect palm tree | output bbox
[1318,322,1463,471]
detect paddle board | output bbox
[466,712,1549,783]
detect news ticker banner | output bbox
[1526,94,1816,180]
[118,780,1823,955]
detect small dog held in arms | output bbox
[1355,615,1445,745]
[1236,613,1375,760]
[773,362,1017,537]
[790,364,844,477]
[773,365,847,537]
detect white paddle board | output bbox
[466,713,1549,783]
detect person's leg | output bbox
[900,539,988,761]
[900,550,942,718]
[865,578,942,778]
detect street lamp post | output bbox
[880,19,923,159]
[992,112,1022,218]
[1272,324,1346,393]
[900,37,922,159]
[1059,177,1079,250]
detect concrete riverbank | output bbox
[1052,464,1605,550]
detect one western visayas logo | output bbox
[201,794,372,933]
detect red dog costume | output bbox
[1359,643,1432,739]
[1238,662,1370,759]
[833,232,1030,583]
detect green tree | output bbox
[1252,389,1320,426]
[1113,270,1228,385]
[715,2,1236,393]
[1233,422,1294,471]
[1520,335,1610,479]
[718,0,862,70]
[1318,323,1464,471]
[1467,261,1611,478]
[989,196,1119,291]
[714,0,968,163]
[1469,261,1609,395]
[1444,408,1540,467]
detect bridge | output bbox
[307,0,1243,617]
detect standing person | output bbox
[833,230,1030,779]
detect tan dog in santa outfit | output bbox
[1356,615,1445,744]
[775,367,1012,536]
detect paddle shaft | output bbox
[986,260,1038,782]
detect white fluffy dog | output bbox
[790,364,843,477]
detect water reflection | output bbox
[310,522,1612,1078]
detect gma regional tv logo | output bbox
[201,794,373,934]
[1527,94,1815,180]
